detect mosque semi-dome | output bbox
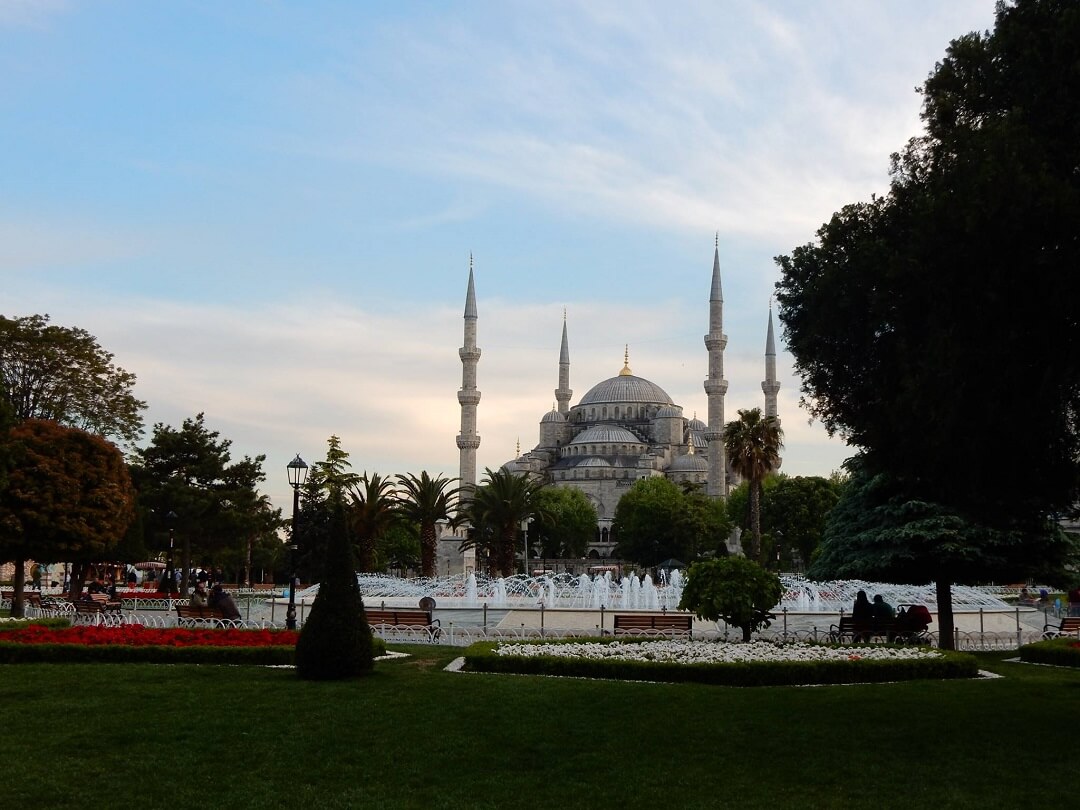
[577,374,673,407]
[687,416,707,432]
[669,452,709,472]
[540,408,567,423]
[569,425,641,445]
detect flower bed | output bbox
[0,620,385,665]
[1019,637,1080,668]
[463,638,979,686]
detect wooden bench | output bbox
[365,608,441,641]
[72,597,122,617]
[612,612,693,637]
[828,616,930,644]
[1043,616,1080,639]
[175,604,230,625]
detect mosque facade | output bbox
[450,241,781,562]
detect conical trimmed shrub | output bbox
[295,499,374,680]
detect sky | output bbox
[0,0,998,514]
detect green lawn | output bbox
[0,646,1075,809]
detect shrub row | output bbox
[462,640,979,687]
[1019,637,1080,668]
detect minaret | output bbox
[761,304,781,423]
[704,235,729,498]
[456,256,481,494]
[555,309,572,415]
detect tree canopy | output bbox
[775,0,1080,531]
[131,413,277,593]
[462,468,548,577]
[532,486,597,559]
[613,476,730,566]
[0,314,146,446]
[0,419,135,607]
[396,470,460,578]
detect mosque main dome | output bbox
[577,374,673,407]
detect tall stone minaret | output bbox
[456,256,481,494]
[704,235,729,498]
[761,304,781,423]
[555,309,572,416]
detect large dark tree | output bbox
[131,414,274,596]
[759,475,844,571]
[0,314,145,446]
[775,0,1080,644]
[0,419,135,612]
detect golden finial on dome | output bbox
[687,439,696,455]
[619,344,633,376]
[516,437,521,458]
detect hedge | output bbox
[1018,637,1080,668]
[462,639,979,686]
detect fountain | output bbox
[291,571,1016,614]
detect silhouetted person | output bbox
[852,590,873,642]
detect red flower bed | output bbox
[0,624,298,648]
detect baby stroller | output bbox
[892,604,933,644]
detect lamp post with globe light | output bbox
[286,454,308,631]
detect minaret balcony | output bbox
[457,390,482,406]
[703,379,729,396]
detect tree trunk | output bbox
[741,623,753,642]
[936,577,955,650]
[356,536,374,573]
[420,523,436,578]
[68,561,87,600]
[749,479,763,563]
[245,535,253,587]
[499,526,517,578]
[11,557,25,619]
[180,536,191,598]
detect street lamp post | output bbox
[164,511,178,596]
[286,454,309,631]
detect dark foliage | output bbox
[295,500,374,680]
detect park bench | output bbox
[175,604,230,625]
[1042,616,1080,639]
[612,612,693,637]
[364,608,441,642]
[828,616,930,645]
[72,595,122,618]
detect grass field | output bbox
[0,645,1075,809]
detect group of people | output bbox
[851,589,932,642]
[187,583,243,622]
[188,582,242,620]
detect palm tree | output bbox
[396,471,461,578]
[724,407,784,564]
[347,472,399,573]
[465,468,550,577]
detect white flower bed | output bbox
[495,639,942,664]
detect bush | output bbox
[295,499,376,680]
[1019,637,1080,668]
[679,558,782,641]
[462,639,979,686]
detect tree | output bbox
[348,472,399,573]
[131,414,274,596]
[532,486,598,558]
[775,1,1080,643]
[377,522,421,576]
[613,477,729,565]
[0,314,146,446]
[679,557,782,642]
[760,475,843,570]
[723,408,783,564]
[0,419,135,612]
[295,498,374,680]
[396,471,460,578]
[463,468,548,577]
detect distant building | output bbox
[441,239,781,571]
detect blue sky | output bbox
[1,1,997,512]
